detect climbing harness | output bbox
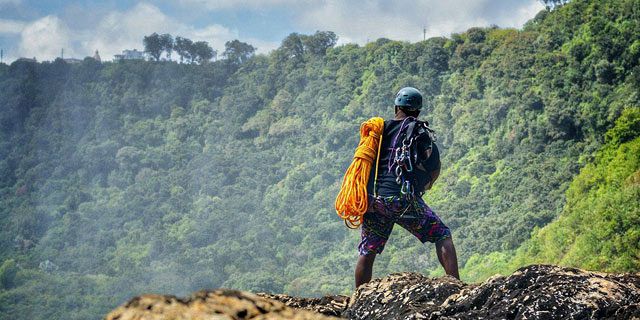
[335,117,384,229]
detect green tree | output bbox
[222,40,256,66]
[0,259,18,289]
[159,33,174,61]
[280,33,305,61]
[1,1,639,318]
[539,0,570,10]
[301,31,338,56]
[175,36,193,63]
[193,41,215,64]
[143,33,163,61]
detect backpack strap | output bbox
[372,121,385,198]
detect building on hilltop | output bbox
[16,57,37,63]
[114,49,145,61]
[63,58,82,64]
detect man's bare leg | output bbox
[436,237,460,279]
[355,253,376,288]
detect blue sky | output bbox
[0,0,544,63]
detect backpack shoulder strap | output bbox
[373,118,385,197]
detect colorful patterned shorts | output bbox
[358,194,452,256]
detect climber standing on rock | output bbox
[335,87,459,288]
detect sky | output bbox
[0,0,545,63]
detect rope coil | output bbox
[335,117,384,228]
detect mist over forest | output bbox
[1,0,639,318]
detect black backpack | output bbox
[387,117,437,196]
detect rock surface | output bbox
[104,289,338,320]
[432,265,640,320]
[257,293,349,317]
[106,265,640,320]
[343,272,465,319]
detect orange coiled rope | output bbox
[335,117,384,228]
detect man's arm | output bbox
[420,143,441,190]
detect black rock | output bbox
[268,265,640,320]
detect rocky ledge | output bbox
[105,265,640,320]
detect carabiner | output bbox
[400,180,412,195]
[395,165,403,178]
[402,136,413,147]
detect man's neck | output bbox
[394,107,419,120]
[394,112,411,120]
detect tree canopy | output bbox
[0,0,638,318]
[223,40,256,66]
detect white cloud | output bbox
[7,0,544,63]
[83,2,179,60]
[0,18,26,34]
[179,25,278,54]
[499,0,545,28]
[177,0,305,10]
[8,2,278,63]
[243,37,279,55]
[295,0,544,44]
[173,0,544,46]
[83,2,281,60]
[185,23,239,50]
[18,15,74,61]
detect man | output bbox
[355,87,459,288]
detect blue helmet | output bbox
[394,87,423,110]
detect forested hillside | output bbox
[1,0,639,318]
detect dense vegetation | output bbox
[462,108,640,280]
[520,109,639,270]
[0,0,638,318]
